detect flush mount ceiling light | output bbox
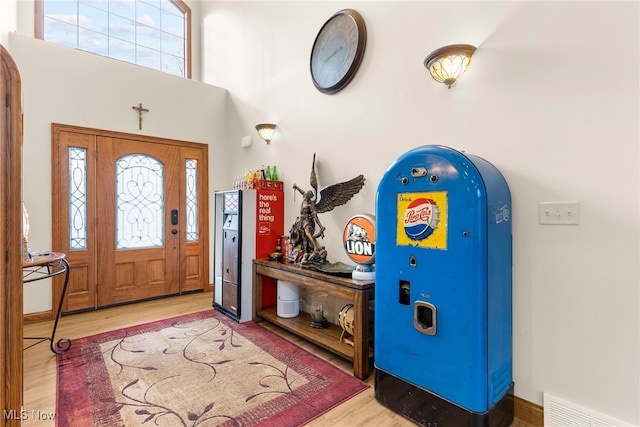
[424,44,476,89]
[255,123,277,145]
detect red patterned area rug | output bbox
[56,310,368,426]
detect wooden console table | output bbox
[23,252,71,354]
[253,259,374,380]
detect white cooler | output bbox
[277,280,299,318]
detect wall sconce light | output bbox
[424,44,476,89]
[255,123,277,145]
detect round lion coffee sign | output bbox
[343,213,376,266]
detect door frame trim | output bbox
[51,123,210,313]
[1,43,24,426]
[52,123,209,149]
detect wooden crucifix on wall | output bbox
[132,103,149,130]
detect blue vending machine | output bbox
[375,145,513,426]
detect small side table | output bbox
[23,252,71,354]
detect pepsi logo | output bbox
[403,198,440,241]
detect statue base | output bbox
[304,261,354,278]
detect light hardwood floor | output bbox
[23,292,533,426]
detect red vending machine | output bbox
[213,181,284,323]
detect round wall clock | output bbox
[310,9,367,94]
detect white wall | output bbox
[200,1,639,425]
[6,32,229,315]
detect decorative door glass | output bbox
[116,154,164,249]
[69,147,87,249]
[185,159,198,241]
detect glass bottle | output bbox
[244,169,253,189]
[271,165,278,181]
[310,291,329,328]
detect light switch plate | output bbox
[538,201,580,225]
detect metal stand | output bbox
[23,253,71,354]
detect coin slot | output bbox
[399,280,410,305]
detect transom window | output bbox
[35,0,191,78]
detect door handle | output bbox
[171,209,179,225]
[171,229,178,235]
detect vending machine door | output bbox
[213,185,284,323]
[213,190,244,321]
[222,214,239,316]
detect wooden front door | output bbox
[52,125,209,312]
[96,137,181,305]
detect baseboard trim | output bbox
[24,310,53,325]
[514,395,544,426]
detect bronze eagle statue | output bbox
[290,154,365,264]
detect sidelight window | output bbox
[69,147,88,250]
[185,159,198,242]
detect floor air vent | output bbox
[544,393,631,427]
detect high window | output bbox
[35,0,191,78]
